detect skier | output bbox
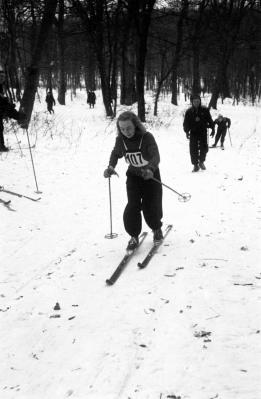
[87,91,96,108]
[211,114,231,149]
[103,111,163,250]
[45,90,56,114]
[0,68,26,152]
[183,93,214,172]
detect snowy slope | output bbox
[0,92,260,399]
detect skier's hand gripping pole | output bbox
[103,166,119,178]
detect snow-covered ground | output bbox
[1,91,260,399]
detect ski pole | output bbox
[25,128,42,193]
[13,129,24,157]
[152,177,191,202]
[105,176,118,239]
[228,128,232,147]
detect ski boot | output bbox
[126,236,139,251]
[153,228,163,244]
[192,164,199,172]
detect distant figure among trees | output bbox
[211,114,231,149]
[87,91,96,108]
[184,84,190,102]
[45,90,56,114]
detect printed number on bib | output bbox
[125,152,148,167]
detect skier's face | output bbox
[192,99,200,108]
[119,120,135,139]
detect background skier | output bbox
[45,90,56,114]
[183,94,214,172]
[211,114,231,149]
[87,91,96,108]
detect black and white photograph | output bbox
[1,1,260,398]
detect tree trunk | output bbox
[134,0,156,122]
[136,39,147,121]
[20,0,58,127]
[192,44,201,95]
[84,47,96,93]
[57,0,66,105]
[208,76,219,110]
[171,0,188,105]
[120,48,136,105]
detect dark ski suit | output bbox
[87,91,96,108]
[108,129,162,237]
[212,117,231,146]
[183,99,214,166]
[45,92,56,114]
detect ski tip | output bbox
[106,279,113,286]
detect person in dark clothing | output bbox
[0,69,26,152]
[87,91,96,108]
[211,114,231,149]
[103,111,163,250]
[183,94,214,172]
[45,90,56,114]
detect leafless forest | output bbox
[0,0,260,126]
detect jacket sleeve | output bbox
[183,110,190,133]
[206,109,214,129]
[108,136,124,168]
[144,133,160,172]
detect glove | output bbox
[186,132,190,139]
[104,166,116,178]
[141,168,153,180]
[210,130,215,138]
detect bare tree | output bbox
[71,0,113,117]
[57,0,66,105]
[19,0,58,127]
[131,0,157,121]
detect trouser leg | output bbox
[214,130,221,145]
[123,175,142,237]
[141,169,163,231]
[189,135,199,165]
[199,133,208,162]
[221,130,226,145]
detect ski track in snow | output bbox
[1,92,261,399]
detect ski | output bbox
[106,232,148,286]
[11,144,36,150]
[0,186,41,202]
[209,145,224,150]
[137,224,173,269]
[0,197,14,211]
[0,198,11,206]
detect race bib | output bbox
[125,151,148,167]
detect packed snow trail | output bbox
[1,93,260,399]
